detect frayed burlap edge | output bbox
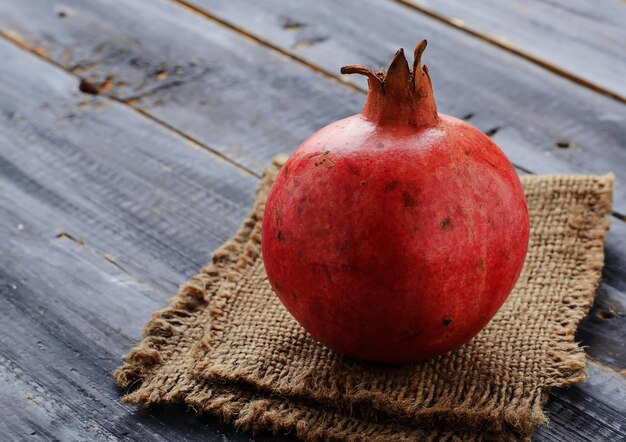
[114,155,614,441]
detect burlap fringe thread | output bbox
[115,156,613,441]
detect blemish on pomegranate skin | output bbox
[402,192,416,209]
[478,258,485,271]
[310,262,334,284]
[345,162,361,176]
[400,329,422,342]
[376,142,385,149]
[296,197,307,215]
[384,181,399,192]
[274,208,282,227]
[275,230,285,242]
[440,217,453,230]
[464,150,471,156]
[274,282,283,292]
[360,181,367,186]
[442,317,452,326]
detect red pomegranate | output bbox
[262,41,529,363]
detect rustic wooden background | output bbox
[0,0,624,440]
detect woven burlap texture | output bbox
[115,156,613,441]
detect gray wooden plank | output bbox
[398,0,626,99]
[576,220,626,369]
[0,36,281,442]
[0,201,277,442]
[1,0,626,215]
[0,0,361,174]
[537,361,626,441]
[182,0,626,214]
[0,36,258,294]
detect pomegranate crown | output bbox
[341,40,438,128]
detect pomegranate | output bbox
[261,41,529,363]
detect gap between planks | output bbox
[172,0,366,95]
[0,30,261,180]
[170,0,626,222]
[174,0,626,106]
[1,8,625,223]
[1,5,623,221]
[390,0,626,104]
[54,231,169,298]
[587,355,626,378]
[2,6,626,225]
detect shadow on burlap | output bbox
[115,157,613,441]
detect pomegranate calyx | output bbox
[341,40,438,129]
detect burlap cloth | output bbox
[115,156,614,441]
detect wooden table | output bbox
[1,1,624,440]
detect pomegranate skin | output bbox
[261,43,530,363]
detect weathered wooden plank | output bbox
[1,0,626,214]
[0,37,258,294]
[0,0,361,175]
[537,361,626,441]
[0,202,275,442]
[397,0,626,99]
[182,0,626,213]
[576,220,626,369]
[0,37,277,442]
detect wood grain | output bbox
[0,37,259,293]
[0,202,279,442]
[397,0,626,99]
[576,221,626,369]
[536,361,626,441]
[0,0,361,175]
[1,0,626,214]
[0,36,285,442]
[0,1,624,441]
[182,0,626,214]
